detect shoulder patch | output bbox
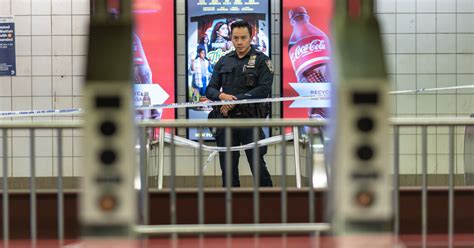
[265,60,274,74]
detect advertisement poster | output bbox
[281,0,332,120]
[186,0,271,140]
[0,17,16,76]
[98,0,176,120]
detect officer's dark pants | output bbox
[215,127,273,187]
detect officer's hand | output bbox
[219,93,237,101]
[220,104,235,117]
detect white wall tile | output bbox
[72,55,86,75]
[436,54,456,73]
[72,76,84,95]
[32,36,52,55]
[52,36,72,55]
[397,95,417,114]
[72,35,87,55]
[437,74,457,93]
[396,54,416,73]
[0,77,11,96]
[12,76,31,96]
[14,16,31,35]
[52,15,72,35]
[72,15,89,35]
[52,0,71,15]
[32,0,51,15]
[36,157,53,177]
[457,14,474,33]
[15,36,31,56]
[0,97,11,111]
[437,95,456,114]
[53,76,72,95]
[52,56,72,76]
[396,34,416,53]
[437,34,455,53]
[12,158,30,177]
[416,0,436,13]
[457,95,474,114]
[397,0,416,12]
[16,56,32,76]
[397,74,416,91]
[31,16,51,35]
[378,14,396,33]
[457,74,474,93]
[417,95,436,114]
[417,34,436,53]
[12,96,31,111]
[34,136,53,156]
[436,14,456,33]
[53,96,72,109]
[417,54,436,73]
[32,76,52,96]
[437,0,456,13]
[457,0,474,13]
[397,14,416,33]
[0,0,11,15]
[417,74,436,91]
[12,0,31,15]
[457,34,474,53]
[416,14,436,33]
[456,54,474,73]
[382,34,396,54]
[53,157,74,177]
[32,96,53,114]
[72,0,90,15]
[53,136,73,156]
[32,56,52,76]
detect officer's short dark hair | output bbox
[230,21,253,37]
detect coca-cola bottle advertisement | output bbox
[282,1,333,120]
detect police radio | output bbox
[328,0,392,234]
[80,0,136,236]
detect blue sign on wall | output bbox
[0,17,16,76]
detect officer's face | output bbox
[231,27,252,55]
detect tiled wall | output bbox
[0,0,473,180]
[377,0,474,176]
[0,0,89,177]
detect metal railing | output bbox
[1,117,474,246]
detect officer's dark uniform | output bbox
[206,46,273,187]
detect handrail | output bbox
[1,117,473,128]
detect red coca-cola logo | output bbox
[290,39,326,63]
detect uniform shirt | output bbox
[206,46,273,101]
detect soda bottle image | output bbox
[288,6,331,119]
[133,33,153,84]
[142,91,152,119]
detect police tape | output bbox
[153,132,325,172]
[0,96,316,118]
[1,84,473,118]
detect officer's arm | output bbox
[235,57,273,99]
[205,59,224,101]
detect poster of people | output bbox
[97,0,176,121]
[186,0,271,140]
[281,0,332,120]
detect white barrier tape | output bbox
[151,132,295,173]
[0,96,312,118]
[2,84,473,118]
[135,96,314,111]
[0,108,81,118]
[389,85,474,94]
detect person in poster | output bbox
[187,0,270,140]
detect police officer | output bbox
[206,21,274,187]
